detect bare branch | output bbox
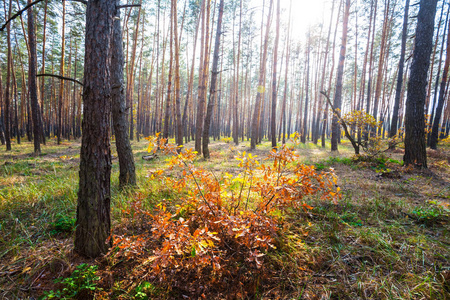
[118,4,141,9]
[320,91,360,154]
[37,73,83,86]
[1,0,88,32]
[71,0,88,4]
[0,0,44,32]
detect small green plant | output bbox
[133,281,159,299]
[314,163,325,171]
[40,264,100,299]
[325,156,354,166]
[340,212,363,227]
[49,215,76,235]
[410,204,448,226]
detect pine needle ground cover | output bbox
[0,138,449,299]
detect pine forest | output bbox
[0,0,449,299]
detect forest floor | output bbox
[0,137,449,299]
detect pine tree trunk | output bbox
[173,0,183,148]
[403,0,438,168]
[372,0,390,132]
[251,0,273,150]
[111,4,136,188]
[195,0,211,154]
[127,1,142,141]
[331,0,350,152]
[429,10,450,149]
[4,0,12,151]
[389,0,409,148]
[163,25,173,140]
[57,0,65,145]
[75,0,115,258]
[271,0,280,150]
[0,72,5,145]
[39,0,48,145]
[203,0,224,159]
[27,0,40,154]
[428,8,449,146]
[301,36,310,144]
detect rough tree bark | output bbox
[111,3,136,188]
[27,0,40,154]
[74,0,115,258]
[403,0,438,168]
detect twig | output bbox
[118,4,141,9]
[0,0,87,32]
[0,0,44,32]
[37,73,83,86]
[181,160,216,216]
[320,91,361,154]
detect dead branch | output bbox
[142,154,159,161]
[320,90,360,154]
[1,0,87,32]
[37,73,83,86]
[0,0,44,32]
[118,4,141,9]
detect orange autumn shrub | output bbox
[107,136,340,297]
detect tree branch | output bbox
[0,0,44,32]
[37,73,83,86]
[118,4,141,9]
[1,0,88,32]
[320,91,360,154]
[71,0,88,4]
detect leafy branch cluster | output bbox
[106,137,340,297]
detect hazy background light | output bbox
[249,0,328,41]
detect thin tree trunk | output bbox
[27,0,40,154]
[429,9,450,149]
[233,0,242,146]
[111,4,136,188]
[173,0,183,148]
[331,0,351,152]
[372,0,390,132]
[271,0,280,149]
[251,0,272,150]
[195,0,210,153]
[4,0,12,150]
[0,71,4,145]
[428,7,449,145]
[163,25,173,140]
[127,1,142,141]
[203,0,224,159]
[389,0,409,148]
[301,35,310,144]
[57,0,65,145]
[322,0,341,148]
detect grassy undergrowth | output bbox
[0,138,449,299]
